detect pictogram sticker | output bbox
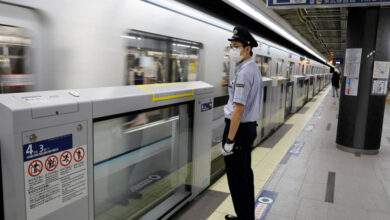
[28,160,43,177]
[60,151,72,167]
[45,155,58,172]
[73,147,85,162]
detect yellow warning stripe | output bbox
[137,83,194,102]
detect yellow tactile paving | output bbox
[208,86,331,219]
[208,211,228,220]
[386,92,390,103]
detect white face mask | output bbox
[229,47,244,64]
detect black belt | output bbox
[225,118,257,126]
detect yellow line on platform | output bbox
[208,85,331,219]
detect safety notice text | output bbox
[23,134,88,220]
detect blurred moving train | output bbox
[0,0,331,219]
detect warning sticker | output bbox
[23,134,87,220]
[45,155,58,172]
[74,147,85,162]
[60,151,72,167]
[28,160,43,177]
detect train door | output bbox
[276,59,284,76]
[256,55,272,139]
[0,4,44,93]
[285,62,294,117]
[258,55,271,77]
[285,81,294,117]
[286,61,294,79]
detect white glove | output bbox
[222,140,234,156]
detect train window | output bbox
[255,55,271,77]
[0,26,32,93]
[123,30,202,85]
[277,59,285,77]
[298,63,303,75]
[275,59,281,76]
[222,47,231,88]
[287,62,294,78]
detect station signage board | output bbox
[267,0,390,8]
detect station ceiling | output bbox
[178,0,347,66]
[269,3,347,62]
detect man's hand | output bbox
[222,139,234,156]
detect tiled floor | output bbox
[262,91,390,220]
[172,87,390,220]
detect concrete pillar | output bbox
[336,7,390,154]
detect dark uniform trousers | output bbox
[223,118,257,220]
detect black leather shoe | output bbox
[225,214,238,220]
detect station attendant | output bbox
[222,26,263,220]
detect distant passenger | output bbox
[128,58,144,85]
[222,26,262,220]
[332,71,340,97]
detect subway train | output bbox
[0,0,331,219]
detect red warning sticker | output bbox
[73,147,85,162]
[60,151,72,167]
[45,155,58,172]
[28,160,43,177]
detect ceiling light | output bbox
[224,0,328,64]
[121,35,136,39]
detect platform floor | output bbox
[171,86,390,220]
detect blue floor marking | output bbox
[288,141,304,155]
[255,190,278,220]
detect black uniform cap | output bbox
[228,26,258,48]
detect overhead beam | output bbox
[312,29,344,31]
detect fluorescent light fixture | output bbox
[121,35,137,39]
[224,0,327,64]
[144,0,233,31]
[176,43,191,48]
[144,0,332,66]
[191,46,200,49]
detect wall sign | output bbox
[344,48,362,96]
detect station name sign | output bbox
[267,0,390,8]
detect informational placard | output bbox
[23,134,88,220]
[344,48,362,78]
[344,48,362,96]
[371,79,388,95]
[373,61,390,79]
[345,77,359,96]
[267,0,390,8]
